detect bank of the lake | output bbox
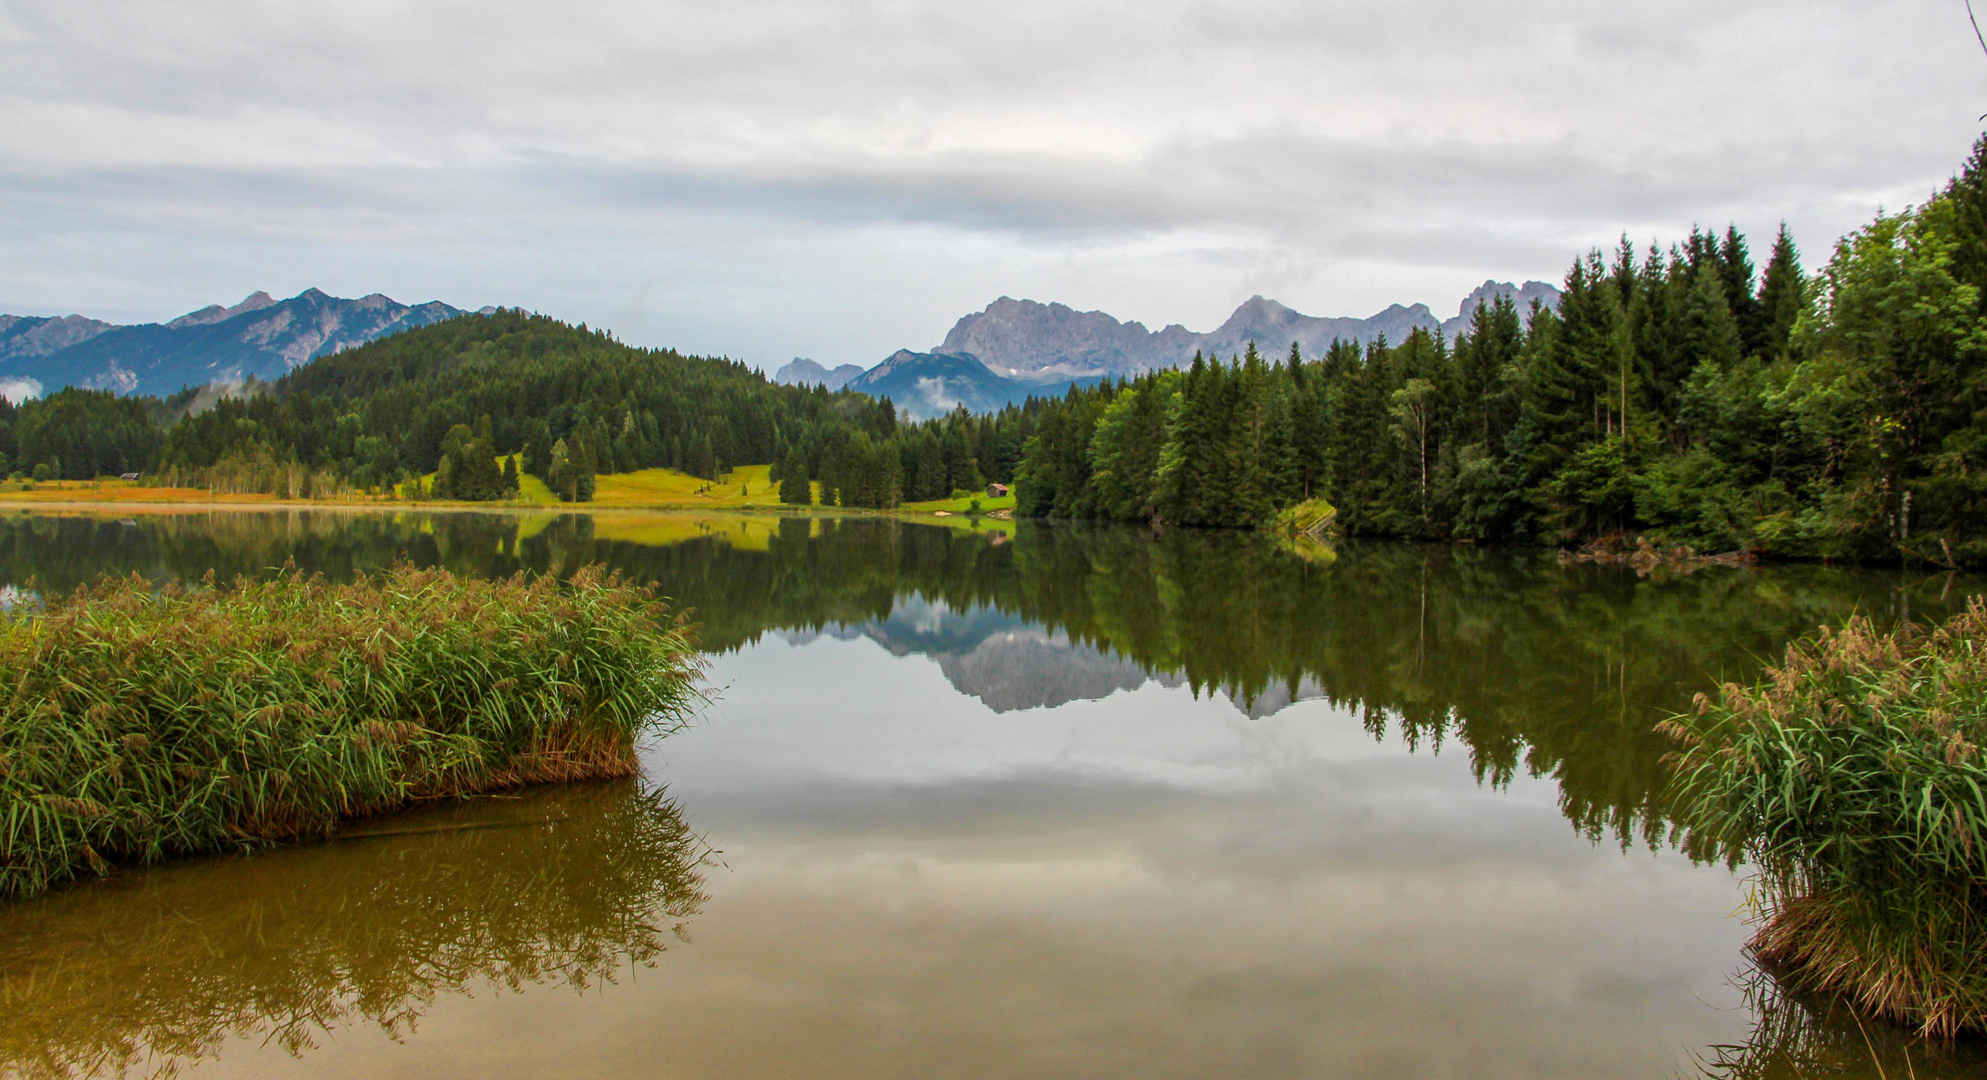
[0,563,703,901]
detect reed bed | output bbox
[1664,597,1987,1038]
[0,563,703,902]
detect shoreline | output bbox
[0,491,1009,525]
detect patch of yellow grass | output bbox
[589,465,785,508]
[513,473,562,506]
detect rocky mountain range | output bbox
[0,289,479,399]
[780,280,1562,420]
[935,280,1561,379]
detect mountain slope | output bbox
[0,289,472,397]
[0,314,118,365]
[844,349,1098,419]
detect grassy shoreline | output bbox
[0,564,703,902]
[1665,598,1987,1037]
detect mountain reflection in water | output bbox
[5,510,1987,1077]
[5,509,1966,849]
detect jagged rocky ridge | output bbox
[937,280,1561,378]
[0,289,481,398]
[804,280,1560,420]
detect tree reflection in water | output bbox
[0,780,707,1079]
[5,509,1987,1076]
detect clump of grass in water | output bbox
[1664,597,1987,1039]
[0,563,704,902]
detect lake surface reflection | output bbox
[2,508,1985,1078]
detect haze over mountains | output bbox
[0,289,479,400]
[774,280,1561,419]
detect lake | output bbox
[2,507,1984,1078]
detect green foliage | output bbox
[778,449,812,505]
[14,388,161,480]
[545,436,596,503]
[0,310,1027,506]
[1666,600,1987,1036]
[431,419,507,501]
[1001,133,1987,563]
[0,563,704,901]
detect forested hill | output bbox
[162,310,899,490]
[0,310,1031,508]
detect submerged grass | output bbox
[1664,597,1987,1038]
[0,563,703,902]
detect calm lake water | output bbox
[3,507,1986,1079]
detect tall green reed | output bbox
[0,563,703,902]
[1665,597,1987,1037]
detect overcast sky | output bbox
[1,1,1983,370]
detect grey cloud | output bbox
[0,0,1981,364]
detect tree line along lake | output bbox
[2,506,1986,1078]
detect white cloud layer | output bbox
[0,0,1982,368]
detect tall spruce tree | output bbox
[779,449,812,505]
[1755,223,1805,361]
[1718,225,1764,357]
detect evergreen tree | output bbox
[779,449,812,505]
[1683,260,1744,377]
[1718,225,1764,357]
[523,420,553,478]
[1756,223,1806,360]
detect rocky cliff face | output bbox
[929,283,1562,378]
[934,297,1200,377]
[0,289,469,397]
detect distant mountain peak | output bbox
[842,349,1086,420]
[165,291,276,330]
[926,283,1561,381]
[772,356,864,390]
[0,288,470,397]
[842,281,1564,418]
